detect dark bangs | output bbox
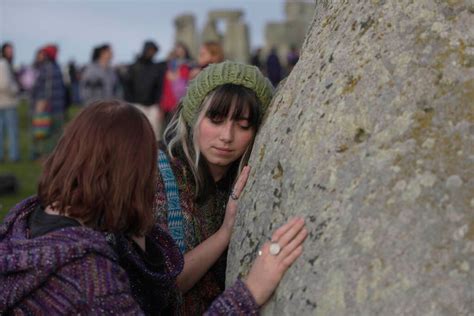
[205,84,261,127]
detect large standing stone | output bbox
[202,18,221,43]
[174,15,198,58]
[207,10,250,63]
[264,0,315,66]
[227,0,474,315]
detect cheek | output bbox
[235,130,255,151]
[198,120,216,145]
[199,50,210,61]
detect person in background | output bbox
[266,47,282,87]
[190,41,225,79]
[287,44,300,74]
[0,42,20,162]
[30,44,66,160]
[250,47,263,73]
[20,49,46,159]
[80,44,120,104]
[160,42,193,128]
[0,100,307,315]
[67,61,82,106]
[123,40,167,140]
[18,49,45,93]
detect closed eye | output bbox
[209,117,225,125]
[236,118,251,129]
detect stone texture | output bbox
[203,10,250,63]
[201,18,221,43]
[208,10,243,22]
[227,0,474,315]
[174,15,198,58]
[223,20,249,63]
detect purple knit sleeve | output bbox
[86,292,144,315]
[204,279,259,316]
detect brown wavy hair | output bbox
[38,100,157,236]
[201,41,224,65]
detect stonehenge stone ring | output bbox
[269,242,281,256]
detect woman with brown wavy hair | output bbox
[0,99,307,315]
[0,100,175,314]
[37,100,156,235]
[190,41,225,79]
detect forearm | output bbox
[176,228,229,293]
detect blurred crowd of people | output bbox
[0,40,299,162]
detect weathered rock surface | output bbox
[227,1,474,315]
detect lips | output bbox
[213,147,234,155]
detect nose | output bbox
[219,120,234,143]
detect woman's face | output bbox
[198,46,212,66]
[175,45,187,59]
[3,45,13,60]
[101,47,113,63]
[198,105,255,179]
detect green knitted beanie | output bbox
[181,61,274,126]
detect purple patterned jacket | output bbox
[0,197,259,315]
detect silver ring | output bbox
[269,242,281,256]
[258,250,263,256]
[230,191,239,200]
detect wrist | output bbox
[217,226,232,244]
[243,278,265,306]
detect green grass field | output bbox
[0,101,80,221]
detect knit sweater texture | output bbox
[0,196,142,315]
[155,148,242,315]
[0,196,259,315]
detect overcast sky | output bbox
[0,0,286,66]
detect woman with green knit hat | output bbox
[154,61,307,314]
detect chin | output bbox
[210,158,233,167]
[206,154,235,166]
